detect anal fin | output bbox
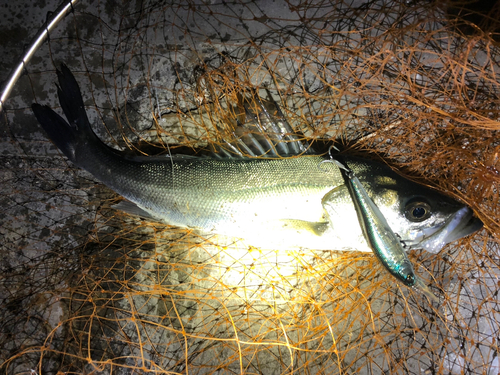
[113,200,158,221]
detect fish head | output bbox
[364,171,483,254]
[332,157,483,254]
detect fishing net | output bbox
[1,0,499,373]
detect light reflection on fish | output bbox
[32,64,482,256]
[325,153,439,301]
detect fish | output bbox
[326,153,439,301]
[31,64,483,254]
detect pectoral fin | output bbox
[278,219,330,236]
[321,185,349,206]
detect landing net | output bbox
[1,1,499,373]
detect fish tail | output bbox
[32,64,100,167]
[414,276,439,303]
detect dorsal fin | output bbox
[212,89,315,158]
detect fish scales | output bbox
[86,151,338,231]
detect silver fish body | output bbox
[32,65,483,253]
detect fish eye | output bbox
[405,274,415,285]
[405,199,431,222]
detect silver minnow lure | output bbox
[325,153,439,302]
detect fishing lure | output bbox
[322,150,439,302]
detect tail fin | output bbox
[414,276,439,303]
[55,64,89,126]
[32,64,96,165]
[32,103,79,163]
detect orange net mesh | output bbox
[1,0,499,373]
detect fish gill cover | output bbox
[0,0,499,373]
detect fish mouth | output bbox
[407,207,483,253]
